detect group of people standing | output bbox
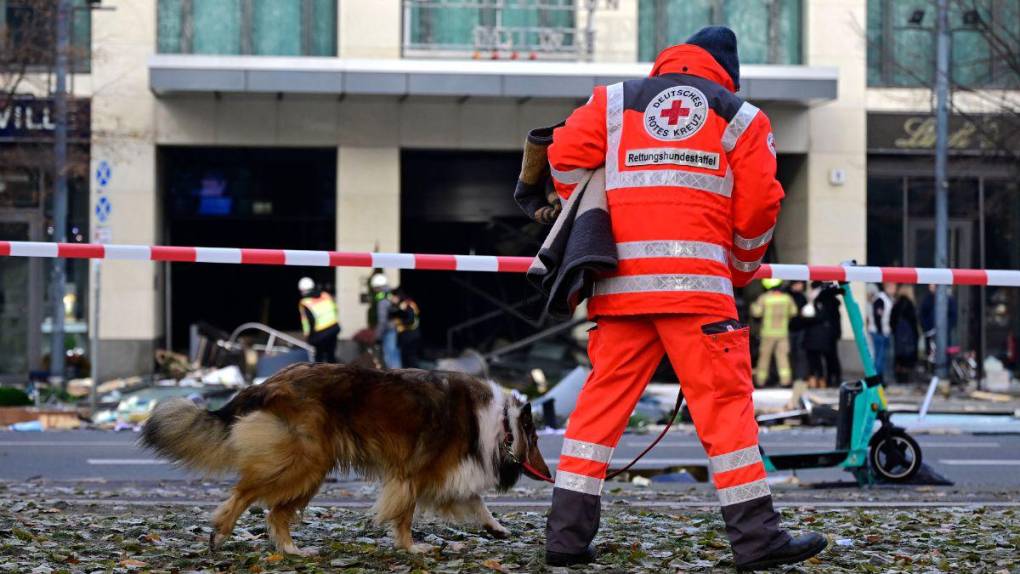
[751,279,844,389]
[296,274,422,368]
[868,282,956,383]
[752,279,956,387]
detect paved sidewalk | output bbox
[2,481,1019,573]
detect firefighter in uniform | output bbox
[298,277,340,363]
[543,27,826,570]
[751,279,799,386]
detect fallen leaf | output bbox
[119,558,147,567]
[482,558,508,572]
[265,553,285,563]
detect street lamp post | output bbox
[933,0,951,380]
[49,0,73,389]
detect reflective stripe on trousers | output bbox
[546,315,787,562]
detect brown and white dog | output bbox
[140,363,550,555]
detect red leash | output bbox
[524,393,685,484]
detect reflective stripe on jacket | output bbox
[300,293,339,336]
[547,44,784,319]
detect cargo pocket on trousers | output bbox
[701,320,754,398]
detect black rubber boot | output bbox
[736,532,827,571]
[545,545,597,567]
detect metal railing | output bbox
[226,322,314,361]
[402,0,582,60]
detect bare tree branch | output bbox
[863,0,1020,170]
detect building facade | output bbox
[1,0,93,383]
[864,0,1020,368]
[2,0,1015,380]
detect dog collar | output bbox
[501,403,519,464]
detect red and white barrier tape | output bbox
[2,241,1019,286]
[0,241,532,273]
[757,264,1020,287]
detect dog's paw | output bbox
[281,544,318,557]
[208,531,227,553]
[484,523,511,539]
[408,543,435,554]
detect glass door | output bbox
[906,218,974,350]
[0,216,43,380]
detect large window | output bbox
[403,0,577,59]
[157,0,336,57]
[867,169,1020,375]
[868,0,1020,88]
[0,0,91,73]
[638,0,802,64]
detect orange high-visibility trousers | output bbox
[546,314,789,563]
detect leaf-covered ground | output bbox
[2,494,1019,573]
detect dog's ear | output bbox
[519,403,534,434]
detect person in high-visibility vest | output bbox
[298,277,340,363]
[750,279,799,386]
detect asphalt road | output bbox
[2,428,1019,488]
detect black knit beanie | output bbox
[685,26,740,90]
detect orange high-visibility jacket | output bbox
[548,44,784,319]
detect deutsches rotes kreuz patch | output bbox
[644,86,708,141]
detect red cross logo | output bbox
[659,100,691,126]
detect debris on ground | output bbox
[0,492,1016,573]
[969,390,1014,403]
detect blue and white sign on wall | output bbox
[94,225,112,245]
[95,196,112,223]
[95,160,112,188]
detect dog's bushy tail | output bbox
[139,398,236,474]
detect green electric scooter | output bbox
[761,277,923,485]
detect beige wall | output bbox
[86,0,161,378]
[90,0,159,341]
[584,0,638,63]
[339,0,401,58]
[799,0,868,269]
[335,147,401,333]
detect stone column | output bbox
[802,0,868,269]
[801,0,869,354]
[89,0,160,379]
[339,0,401,58]
[335,147,401,333]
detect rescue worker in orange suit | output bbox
[298,277,340,363]
[543,27,826,570]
